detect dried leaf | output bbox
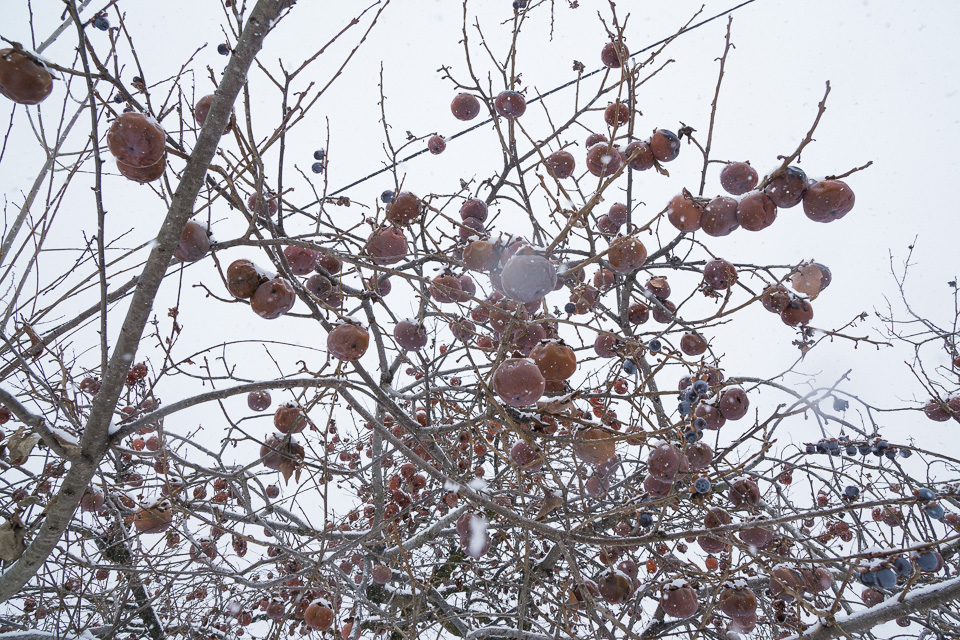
[8,428,41,465]
[0,518,26,562]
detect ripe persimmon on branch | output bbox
[0,2,958,640]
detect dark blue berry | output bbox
[693,477,711,494]
[380,190,395,203]
[132,76,143,84]
[916,551,939,572]
[899,449,912,458]
[564,302,577,314]
[845,446,857,456]
[684,389,699,403]
[871,447,884,457]
[623,360,637,375]
[93,15,109,31]
[916,488,936,501]
[678,401,692,416]
[859,570,877,586]
[314,149,325,161]
[876,440,889,450]
[805,444,817,455]
[692,380,709,395]
[218,43,230,56]
[311,162,324,174]
[693,417,707,431]
[683,429,699,444]
[885,449,897,460]
[858,444,872,456]
[648,339,662,354]
[833,397,849,412]
[816,442,828,454]
[638,512,654,527]
[924,503,945,520]
[844,485,860,499]
[893,556,913,576]
[513,0,528,9]
[876,567,897,589]
[113,94,124,104]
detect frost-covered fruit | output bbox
[530,340,576,380]
[604,101,630,127]
[451,93,482,120]
[174,221,210,262]
[686,442,713,469]
[427,135,446,154]
[394,320,428,351]
[719,162,758,195]
[107,112,166,168]
[600,41,629,68]
[315,254,341,275]
[586,143,624,177]
[737,192,777,231]
[463,240,500,272]
[545,150,576,179]
[702,258,737,290]
[597,571,633,604]
[738,520,773,549]
[719,387,749,420]
[459,217,486,241]
[701,196,740,237]
[365,226,408,265]
[760,284,791,313]
[247,192,278,217]
[372,564,392,585]
[305,274,333,300]
[649,129,680,162]
[861,588,884,607]
[624,139,655,171]
[226,259,264,299]
[803,179,855,223]
[593,268,616,291]
[680,332,707,356]
[0,48,54,105]
[247,390,271,412]
[923,399,951,422]
[193,94,232,134]
[260,434,305,472]
[607,203,628,227]
[80,489,105,513]
[494,90,526,118]
[134,501,172,534]
[648,443,682,481]
[430,273,464,304]
[274,403,307,434]
[493,358,545,407]
[607,236,647,274]
[781,298,814,326]
[597,215,619,235]
[764,165,807,208]
[628,303,649,324]
[369,276,391,297]
[501,254,557,303]
[660,583,698,619]
[283,246,319,275]
[803,567,834,593]
[645,277,671,300]
[327,324,369,361]
[509,441,543,471]
[593,333,620,358]
[729,477,760,508]
[667,193,703,233]
[386,192,421,225]
[916,550,943,573]
[460,198,488,222]
[585,133,608,147]
[251,278,296,319]
[304,603,334,630]
[791,262,832,299]
[449,318,475,343]
[117,155,166,183]
[718,586,757,619]
[573,427,616,465]
[651,300,677,324]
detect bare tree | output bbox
[0,2,958,640]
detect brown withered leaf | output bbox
[0,517,26,562]
[8,428,41,465]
